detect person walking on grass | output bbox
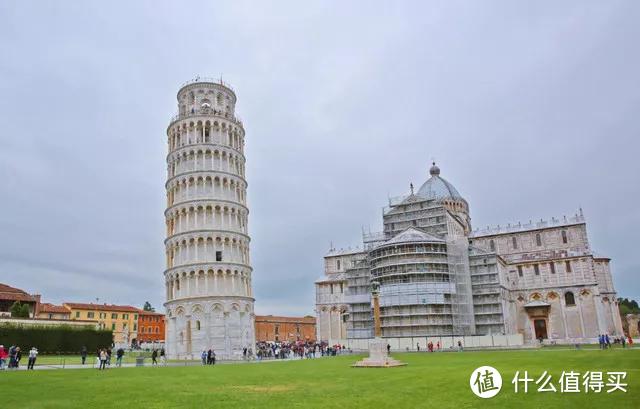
[160,348,166,365]
[151,349,158,366]
[116,348,125,367]
[99,349,107,370]
[201,350,207,365]
[27,347,38,370]
[14,346,22,368]
[81,346,87,365]
[0,345,7,370]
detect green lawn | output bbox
[2,349,639,408]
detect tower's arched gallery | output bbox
[164,79,254,359]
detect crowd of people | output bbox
[0,334,636,370]
[200,348,216,365]
[0,343,169,371]
[411,340,463,353]
[598,334,633,349]
[0,345,42,370]
[253,340,349,360]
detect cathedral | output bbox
[315,163,624,345]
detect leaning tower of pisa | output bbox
[164,78,254,360]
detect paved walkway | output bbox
[2,355,343,371]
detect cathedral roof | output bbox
[383,227,445,246]
[416,162,464,201]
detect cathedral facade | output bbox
[315,163,624,344]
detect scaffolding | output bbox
[344,260,373,339]
[446,237,476,336]
[468,249,507,334]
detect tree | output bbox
[10,301,30,318]
[618,298,640,316]
[142,301,155,312]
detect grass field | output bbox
[2,348,639,408]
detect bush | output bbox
[9,302,30,318]
[0,322,113,354]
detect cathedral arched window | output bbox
[489,240,495,252]
[562,230,568,244]
[565,291,576,306]
[512,236,518,249]
[536,233,542,246]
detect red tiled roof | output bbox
[63,302,141,313]
[39,303,70,314]
[0,283,37,303]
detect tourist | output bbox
[457,340,463,352]
[621,335,626,348]
[27,347,38,370]
[598,334,604,349]
[386,344,390,354]
[201,350,207,365]
[436,341,440,351]
[0,345,6,370]
[81,346,87,365]
[151,349,158,365]
[106,348,112,367]
[211,348,216,365]
[416,342,420,352]
[116,348,125,367]
[99,349,107,370]
[14,346,22,368]
[243,347,247,360]
[7,345,16,369]
[160,348,166,365]
[605,334,611,349]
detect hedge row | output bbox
[0,323,113,354]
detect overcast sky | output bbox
[1,1,638,315]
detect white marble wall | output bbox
[164,81,254,359]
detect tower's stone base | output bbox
[352,337,407,368]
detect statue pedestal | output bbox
[352,337,406,368]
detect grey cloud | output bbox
[0,0,638,315]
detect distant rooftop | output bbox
[63,302,141,313]
[0,283,38,303]
[325,247,366,257]
[471,211,585,237]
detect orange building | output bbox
[137,311,165,343]
[255,315,316,343]
[37,303,71,320]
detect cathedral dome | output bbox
[416,162,464,201]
